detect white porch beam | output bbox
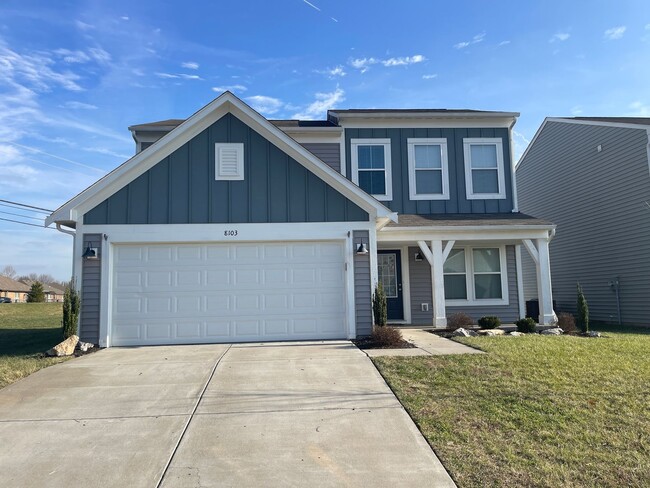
[430,240,447,328]
[522,239,539,265]
[442,240,455,261]
[536,238,555,325]
[417,240,433,265]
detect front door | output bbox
[377,250,404,321]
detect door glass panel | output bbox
[377,253,398,298]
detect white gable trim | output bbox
[46,92,394,226]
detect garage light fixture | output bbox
[82,243,98,260]
[356,242,369,255]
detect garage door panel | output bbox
[111,241,347,346]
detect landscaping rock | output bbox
[587,331,602,338]
[46,335,79,357]
[541,327,564,336]
[478,329,505,336]
[77,341,94,352]
[509,331,524,336]
[453,328,478,337]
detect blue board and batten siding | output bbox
[84,113,368,225]
[344,128,514,214]
[408,245,521,324]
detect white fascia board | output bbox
[46,92,394,226]
[329,111,520,120]
[337,118,517,129]
[377,225,555,242]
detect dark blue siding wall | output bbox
[85,113,369,225]
[344,127,513,214]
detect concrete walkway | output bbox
[0,341,455,487]
[364,329,484,357]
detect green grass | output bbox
[374,329,650,488]
[0,303,70,389]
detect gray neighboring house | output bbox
[45,92,555,347]
[517,117,650,325]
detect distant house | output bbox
[0,276,30,302]
[20,280,65,302]
[517,117,650,325]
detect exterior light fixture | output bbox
[82,243,98,260]
[356,243,369,255]
[415,252,423,262]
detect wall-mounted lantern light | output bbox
[415,252,423,262]
[356,242,369,255]
[82,243,98,260]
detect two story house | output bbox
[46,92,555,347]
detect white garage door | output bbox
[111,241,347,346]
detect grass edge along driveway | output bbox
[0,303,70,389]
[373,329,650,488]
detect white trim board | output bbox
[46,92,394,227]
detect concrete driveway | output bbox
[0,341,455,487]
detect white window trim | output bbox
[463,138,506,200]
[215,142,244,181]
[407,138,449,200]
[350,138,392,201]
[445,245,509,306]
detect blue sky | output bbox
[1,0,649,280]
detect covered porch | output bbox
[374,214,556,327]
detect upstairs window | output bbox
[407,138,449,200]
[215,143,244,180]
[463,138,506,199]
[351,139,392,201]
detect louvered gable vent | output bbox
[215,143,244,180]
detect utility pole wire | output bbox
[0,210,44,221]
[0,199,54,213]
[5,141,106,173]
[0,202,51,215]
[0,217,54,229]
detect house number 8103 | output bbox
[224,230,238,237]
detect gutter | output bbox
[55,223,76,236]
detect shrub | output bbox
[447,312,474,329]
[27,281,45,303]
[61,278,80,339]
[557,312,576,333]
[577,284,589,333]
[372,283,387,327]
[478,316,501,329]
[370,325,403,348]
[516,317,537,333]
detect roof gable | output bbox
[46,92,395,227]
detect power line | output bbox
[0,217,54,229]
[0,202,51,215]
[0,210,44,221]
[5,141,106,173]
[25,157,97,177]
[0,199,54,213]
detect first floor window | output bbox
[351,139,392,201]
[443,247,507,304]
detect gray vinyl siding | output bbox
[302,143,341,173]
[84,113,368,225]
[344,127,514,214]
[354,230,372,336]
[521,249,537,301]
[408,245,520,324]
[80,233,101,344]
[517,121,650,325]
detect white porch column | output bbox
[535,238,555,325]
[431,240,447,327]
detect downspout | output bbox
[509,118,519,212]
[55,223,76,236]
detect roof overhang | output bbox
[46,92,395,227]
[329,111,519,129]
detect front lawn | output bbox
[0,303,69,389]
[374,329,650,488]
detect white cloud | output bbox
[53,47,111,65]
[570,106,583,116]
[512,130,531,163]
[292,87,345,120]
[121,16,130,21]
[349,57,378,73]
[59,101,98,110]
[315,65,346,78]
[155,72,203,80]
[454,33,485,49]
[382,54,425,66]
[181,61,199,70]
[628,101,650,116]
[246,95,284,115]
[646,23,650,30]
[212,84,247,93]
[604,26,626,40]
[422,74,438,80]
[74,20,95,31]
[550,32,570,43]
[303,0,321,12]
[498,40,511,46]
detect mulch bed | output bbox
[352,337,416,349]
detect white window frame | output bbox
[445,245,509,306]
[407,138,449,200]
[350,138,392,201]
[463,138,506,200]
[215,143,244,181]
